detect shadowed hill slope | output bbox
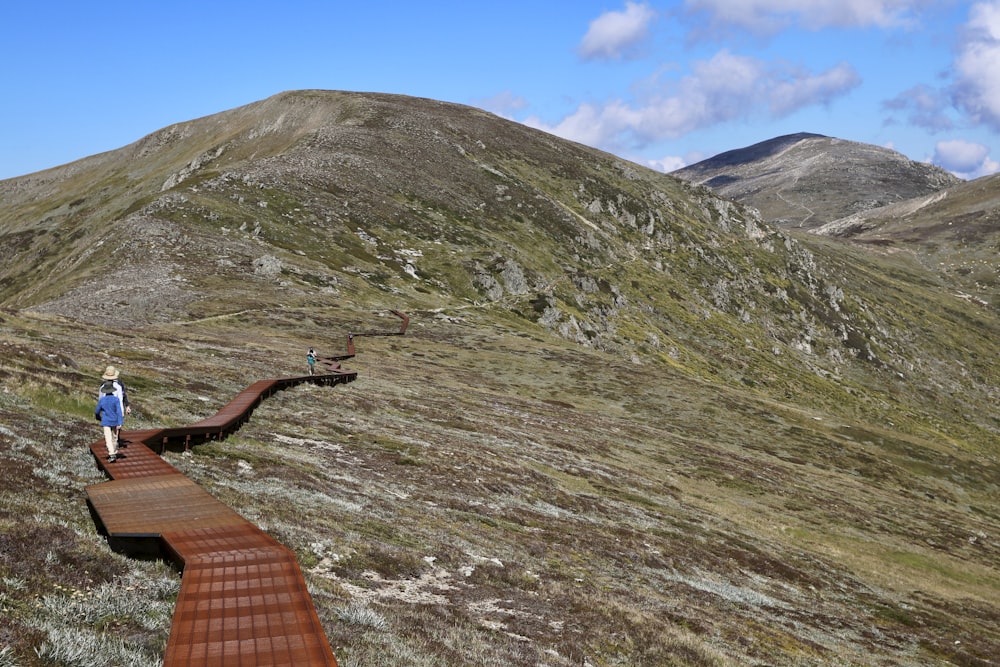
[0,90,997,666]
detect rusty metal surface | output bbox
[163,546,337,667]
[88,431,177,478]
[86,474,248,536]
[85,444,336,666]
[84,370,366,667]
[162,524,284,564]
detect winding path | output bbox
[84,311,408,666]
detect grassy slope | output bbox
[0,300,997,666]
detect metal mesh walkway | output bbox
[86,372,355,666]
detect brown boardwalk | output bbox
[86,371,356,667]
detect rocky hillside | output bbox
[672,133,960,229]
[0,91,997,666]
[814,173,1000,306]
[671,132,997,310]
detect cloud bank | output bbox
[515,1,1000,177]
[953,1,1000,132]
[528,50,858,155]
[933,139,1000,179]
[683,0,928,33]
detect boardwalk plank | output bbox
[85,370,356,666]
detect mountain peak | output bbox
[673,133,960,228]
[685,132,828,169]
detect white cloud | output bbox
[647,155,688,172]
[524,100,638,150]
[684,0,928,33]
[953,1,1000,132]
[881,2,1000,136]
[578,2,657,60]
[935,139,989,170]
[474,91,528,118]
[932,138,1000,179]
[767,62,861,116]
[525,50,859,153]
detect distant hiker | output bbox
[95,381,123,462]
[307,348,317,375]
[100,365,131,444]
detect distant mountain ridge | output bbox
[672,132,960,229]
[672,132,997,305]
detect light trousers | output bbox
[103,426,118,457]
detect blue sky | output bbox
[2,1,999,181]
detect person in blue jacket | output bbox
[100,365,131,444]
[95,381,123,462]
